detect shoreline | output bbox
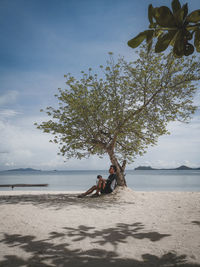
[0,189,200,195]
[0,188,200,266]
[0,190,83,196]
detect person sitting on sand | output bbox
[78,165,117,198]
[96,175,106,191]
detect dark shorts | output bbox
[100,184,112,194]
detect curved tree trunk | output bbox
[107,148,127,187]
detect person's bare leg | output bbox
[93,180,106,196]
[78,185,97,197]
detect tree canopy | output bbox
[35,46,200,186]
[128,0,200,57]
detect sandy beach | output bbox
[0,187,200,267]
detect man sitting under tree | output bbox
[78,165,117,198]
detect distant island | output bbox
[1,166,200,173]
[0,168,42,173]
[135,165,200,170]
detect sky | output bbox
[0,0,200,171]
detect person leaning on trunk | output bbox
[78,165,117,198]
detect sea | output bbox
[0,169,200,192]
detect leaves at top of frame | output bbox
[173,31,184,57]
[155,31,177,53]
[127,0,200,56]
[154,6,176,27]
[173,30,194,57]
[127,30,154,48]
[171,0,181,14]
[186,10,200,23]
[184,42,194,56]
[194,28,200,52]
[148,4,154,27]
[174,4,188,26]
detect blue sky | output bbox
[0,0,200,170]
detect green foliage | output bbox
[128,0,200,57]
[194,28,200,52]
[187,10,200,23]
[155,31,176,52]
[36,45,199,173]
[127,30,154,49]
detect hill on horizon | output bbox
[1,165,200,173]
[135,165,200,170]
[0,168,41,172]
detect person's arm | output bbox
[100,177,107,183]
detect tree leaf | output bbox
[128,32,146,48]
[146,29,154,42]
[155,31,177,53]
[184,42,194,56]
[169,31,179,46]
[174,4,188,26]
[171,0,181,14]
[186,10,200,23]
[173,31,184,57]
[127,30,153,48]
[194,28,200,52]
[148,4,154,26]
[154,6,176,27]
[184,29,193,41]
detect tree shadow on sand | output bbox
[0,223,199,267]
[191,221,200,227]
[0,193,122,210]
[58,222,171,247]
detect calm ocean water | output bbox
[0,169,200,191]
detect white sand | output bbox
[0,188,200,267]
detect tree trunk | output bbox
[107,149,127,187]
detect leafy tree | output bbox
[35,46,200,187]
[128,0,200,57]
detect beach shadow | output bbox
[0,232,199,267]
[0,193,120,210]
[191,221,200,227]
[59,222,170,247]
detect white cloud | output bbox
[0,91,18,106]
[131,119,200,169]
[0,113,110,170]
[0,109,21,118]
[0,110,199,171]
